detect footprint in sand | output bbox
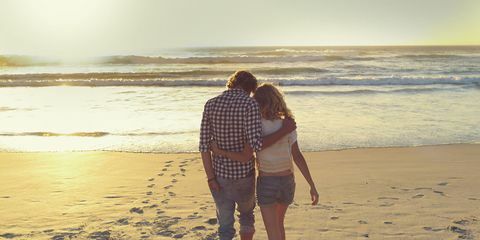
[205,218,217,225]
[173,233,185,238]
[148,178,155,181]
[438,182,449,186]
[168,192,176,197]
[192,225,207,231]
[0,233,23,238]
[134,220,152,227]
[423,226,443,232]
[378,197,399,200]
[52,232,77,240]
[412,194,424,199]
[384,221,393,225]
[188,212,201,219]
[171,179,178,183]
[433,190,445,196]
[142,200,150,204]
[453,219,470,225]
[116,218,130,225]
[104,195,123,199]
[164,185,173,190]
[379,202,395,207]
[130,207,144,214]
[158,173,164,176]
[330,216,339,220]
[147,184,155,188]
[146,191,153,196]
[161,168,168,171]
[165,164,172,167]
[448,225,472,239]
[88,231,111,240]
[358,220,368,224]
[414,187,432,190]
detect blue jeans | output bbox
[210,175,256,240]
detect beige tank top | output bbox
[256,118,297,173]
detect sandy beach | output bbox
[0,144,479,239]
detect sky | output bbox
[0,0,479,57]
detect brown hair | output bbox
[226,70,258,93]
[253,83,294,120]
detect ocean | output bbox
[1,46,479,152]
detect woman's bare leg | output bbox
[276,204,289,240]
[260,204,281,240]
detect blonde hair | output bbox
[253,83,293,120]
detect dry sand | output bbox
[0,144,479,239]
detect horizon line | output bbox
[1,44,479,58]
[185,44,480,49]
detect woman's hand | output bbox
[310,186,319,205]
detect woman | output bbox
[211,83,319,240]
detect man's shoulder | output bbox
[204,95,221,107]
[242,96,258,107]
[204,91,257,109]
[231,92,256,104]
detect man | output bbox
[199,70,296,240]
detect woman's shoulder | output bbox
[261,118,283,127]
[261,117,283,122]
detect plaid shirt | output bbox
[199,88,263,179]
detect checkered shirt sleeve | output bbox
[245,101,263,152]
[199,102,211,152]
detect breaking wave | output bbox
[0,67,328,81]
[0,131,197,137]
[284,87,458,96]
[1,76,479,87]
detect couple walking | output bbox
[199,70,318,240]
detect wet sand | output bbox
[0,144,479,239]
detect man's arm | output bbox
[199,103,219,191]
[245,101,297,152]
[212,118,297,161]
[211,142,253,163]
[261,118,296,149]
[201,152,219,191]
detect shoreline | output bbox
[0,144,479,239]
[0,142,479,154]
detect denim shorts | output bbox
[256,174,295,206]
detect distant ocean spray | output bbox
[0,46,479,152]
